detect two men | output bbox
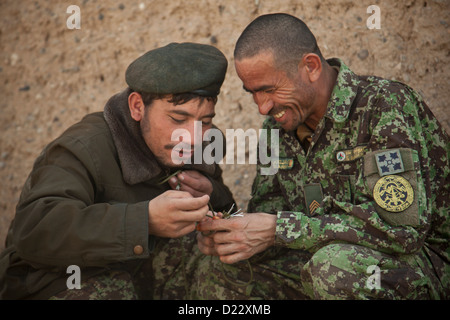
[196,13,449,299]
[1,13,448,300]
[0,42,235,299]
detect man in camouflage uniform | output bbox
[196,13,449,299]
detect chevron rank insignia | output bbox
[375,149,405,177]
[309,200,321,215]
[304,184,323,215]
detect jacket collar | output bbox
[103,88,216,185]
[324,58,360,123]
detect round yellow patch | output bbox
[373,175,414,212]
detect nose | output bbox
[184,121,205,147]
[254,92,274,115]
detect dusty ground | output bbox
[0,0,449,250]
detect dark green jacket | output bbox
[0,89,234,299]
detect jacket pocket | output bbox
[337,174,356,204]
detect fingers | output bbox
[213,239,264,264]
[176,222,198,237]
[168,176,182,191]
[200,238,251,264]
[196,232,219,256]
[162,200,208,225]
[148,190,211,237]
[196,215,238,232]
[167,170,213,197]
[196,218,253,262]
[157,190,210,221]
[196,213,276,264]
[160,189,210,212]
[163,189,193,198]
[173,194,210,212]
[196,218,245,260]
[172,182,201,198]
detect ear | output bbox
[300,53,322,83]
[128,92,145,121]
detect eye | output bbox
[264,88,276,94]
[169,116,185,123]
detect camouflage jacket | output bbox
[248,58,449,265]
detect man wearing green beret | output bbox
[0,42,235,299]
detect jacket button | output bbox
[133,245,144,255]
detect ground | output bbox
[0,0,449,250]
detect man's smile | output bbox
[273,109,286,119]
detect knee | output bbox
[305,243,362,274]
[301,243,440,299]
[301,243,380,299]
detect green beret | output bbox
[125,42,228,96]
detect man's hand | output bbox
[196,213,276,264]
[148,190,209,238]
[168,170,213,198]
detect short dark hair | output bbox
[234,13,324,73]
[131,89,218,108]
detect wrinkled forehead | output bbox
[235,51,276,79]
[235,51,289,92]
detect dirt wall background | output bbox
[0,0,449,250]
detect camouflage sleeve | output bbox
[275,83,449,255]
[247,119,291,214]
[247,163,289,213]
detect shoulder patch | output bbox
[364,148,420,226]
[373,175,414,212]
[375,149,405,176]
